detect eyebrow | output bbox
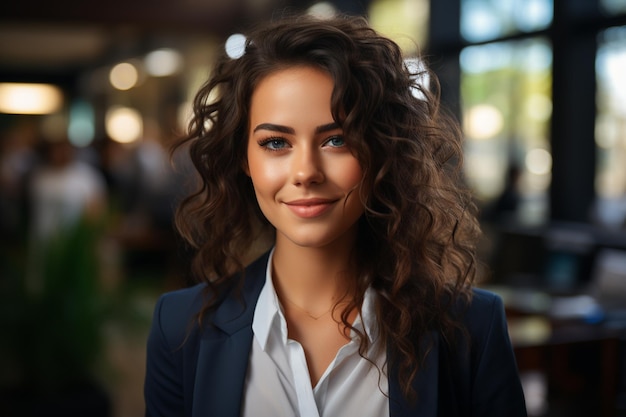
[252,122,341,134]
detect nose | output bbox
[291,146,324,186]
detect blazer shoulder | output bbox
[465,287,505,321]
[151,251,271,346]
[453,287,508,347]
[152,283,207,348]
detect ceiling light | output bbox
[106,106,142,143]
[0,82,63,114]
[144,48,183,77]
[109,62,138,90]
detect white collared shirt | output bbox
[241,250,389,417]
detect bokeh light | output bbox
[525,148,552,175]
[225,34,246,59]
[464,104,504,140]
[109,62,139,90]
[0,82,63,114]
[144,48,183,77]
[105,106,143,143]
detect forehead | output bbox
[252,65,333,95]
[249,66,335,122]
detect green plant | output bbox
[4,218,106,392]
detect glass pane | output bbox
[461,0,553,42]
[368,0,429,55]
[460,38,552,225]
[594,26,626,227]
[600,0,626,15]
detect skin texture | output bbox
[246,65,364,252]
[245,66,364,385]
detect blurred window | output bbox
[461,0,553,42]
[368,0,429,55]
[595,26,626,201]
[461,38,552,223]
[600,0,626,15]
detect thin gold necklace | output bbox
[281,296,335,320]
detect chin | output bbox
[280,228,355,250]
[287,236,334,249]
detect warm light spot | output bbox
[526,94,552,121]
[369,0,429,54]
[109,62,138,90]
[595,114,619,149]
[464,104,504,140]
[0,83,63,114]
[144,48,183,77]
[106,106,143,143]
[525,148,552,175]
[307,2,338,19]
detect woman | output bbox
[144,14,527,417]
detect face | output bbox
[246,66,365,250]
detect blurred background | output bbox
[0,0,625,416]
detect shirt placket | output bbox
[288,339,320,417]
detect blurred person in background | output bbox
[25,137,107,290]
[481,163,522,226]
[98,129,184,287]
[144,14,527,417]
[99,127,178,238]
[0,122,38,243]
[0,133,111,417]
[28,139,106,240]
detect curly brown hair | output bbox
[174,14,481,400]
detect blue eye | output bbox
[325,135,345,147]
[259,138,289,151]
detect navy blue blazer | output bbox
[144,252,527,417]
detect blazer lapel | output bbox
[191,252,269,417]
[389,331,440,417]
[189,251,443,417]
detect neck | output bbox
[271,238,357,314]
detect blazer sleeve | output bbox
[469,290,527,417]
[144,293,187,417]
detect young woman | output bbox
[144,14,527,417]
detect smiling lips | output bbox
[284,198,338,218]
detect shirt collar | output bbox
[358,286,380,344]
[252,248,380,350]
[252,248,282,350]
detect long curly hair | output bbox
[174,14,480,400]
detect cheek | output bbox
[248,158,285,195]
[339,159,364,190]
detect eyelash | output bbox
[325,135,345,147]
[256,135,346,152]
[257,137,288,152]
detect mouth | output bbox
[283,198,338,218]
